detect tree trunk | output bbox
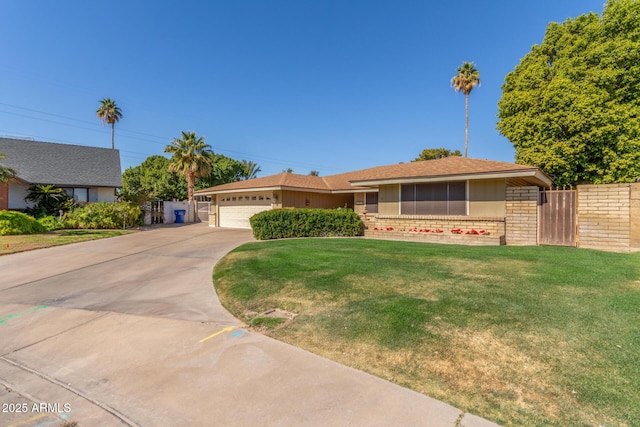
[187,172,195,202]
[111,123,115,150]
[464,94,469,157]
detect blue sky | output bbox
[1,0,605,177]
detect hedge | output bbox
[65,202,142,229]
[249,208,363,240]
[0,210,47,235]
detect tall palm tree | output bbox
[241,160,261,180]
[96,98,123,149]
[0,152,16,183]
[164,131,214,202]
[451,62,481,157]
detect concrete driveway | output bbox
[0,224,498,427]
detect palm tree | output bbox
[309,170,319,176]
[164,131,214,202]
[24,184,74,216]
[241,160,261,180]
[0,152,16,183]
[96,98,123,149]
[451,62,481,157]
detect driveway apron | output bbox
[0,224,498,427]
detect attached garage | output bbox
[218,192,272,229]
[195,172,363,229]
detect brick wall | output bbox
[358,183,639,252]
[577,183,638,252]
[0,182,7,210]
[505,186,538,246]
[631,184,640,251]
[362,215,506,246]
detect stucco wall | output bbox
[353,192,366,214]
[469,179,506,216]
[8,182,31,209]
[281,191,352,209]
[378,184,400,215]
[94,187,117,203]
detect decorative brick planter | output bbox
[362,215,506,246]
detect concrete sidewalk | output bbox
[0,224,499,426]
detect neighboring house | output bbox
[0,138,122,210]
[195,157,552,242]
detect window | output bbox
[401,182,466,215]
[365,192,378,213]
[63,187,89,203]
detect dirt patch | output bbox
[246,308,299,332]
[260,308,298,319]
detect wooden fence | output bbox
[538,189,576,247]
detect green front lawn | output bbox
[213,239,640,427]
[0,229,134,255]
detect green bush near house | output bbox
[65,202,142,229]
[0,210,47,235]
[250,208,363,240]
[37,215,68,231]
[24,184,76,218]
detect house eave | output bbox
[331,187,376,194]
[195,186,283,195]
[195,185,333,195]
[350,170,552,188]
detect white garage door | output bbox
[219,193,272,229]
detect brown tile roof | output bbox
[347,157,542,183]
[196,172,331,194]
[195,157,551,194]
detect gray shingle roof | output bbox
[0,138,122,187]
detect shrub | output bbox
[0,210,47,235]
[24,184,76,218]
[37,215,68,231]
[250,208,364,240]
[65,202,142,229]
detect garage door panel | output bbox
[219,204,271,229]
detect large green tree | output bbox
[413,148,462,161]
[0,152,16,183]
[452,62,481,157]
[121,155,188,204]
[164,131,214,202]
[497,0,640,187]
[96,98,123,150]
[196,154,246,189]
[122,153,248,204]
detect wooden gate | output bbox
[538,189,577,246]
[151,201,164,224]
[197,201,210,222]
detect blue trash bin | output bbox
[174,209,186,223]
